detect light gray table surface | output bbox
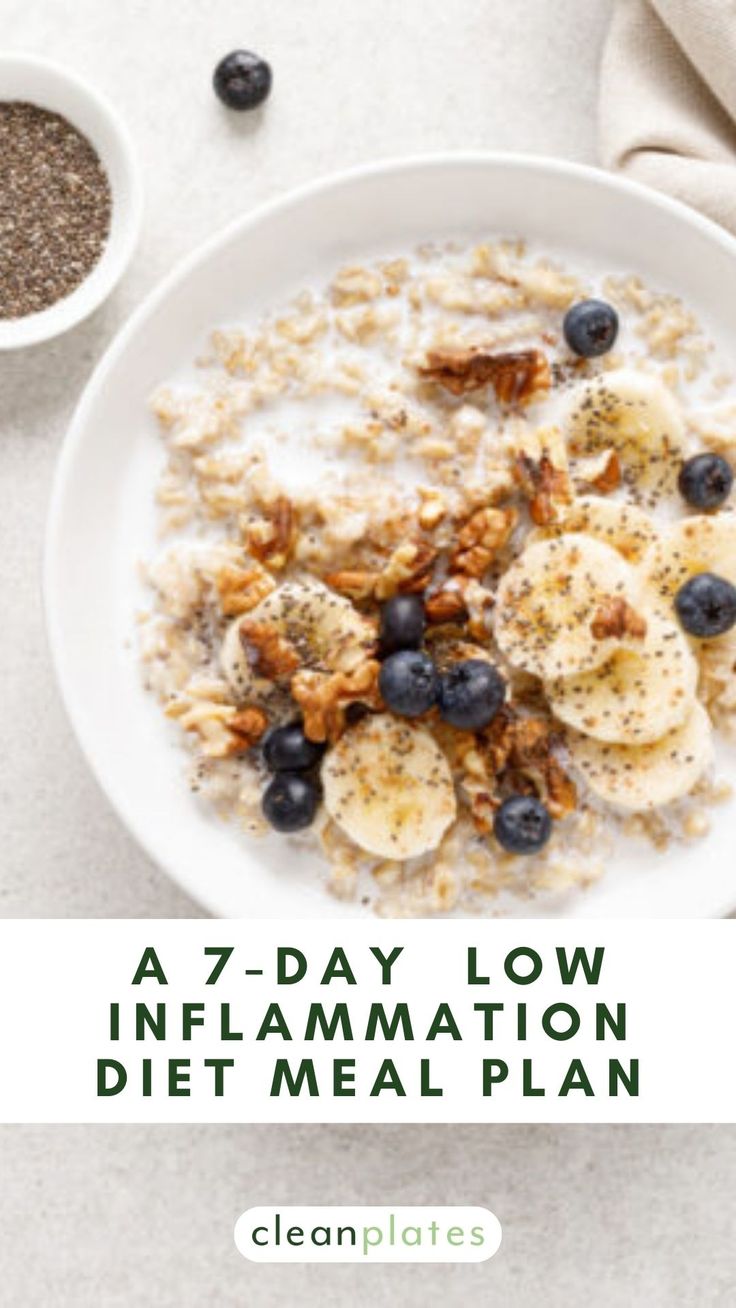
[2,3,735,1306]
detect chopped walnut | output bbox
[461,578,497,640]
[224,707,270,754]
[461,708,579,821]
[167,698,267,759]
[419,347,551,404]
[237,620,301,681]
[446,705,576,832]
[468,792,498,834]
[245,496,297,571]
[432,725,495,835]
[590,598,647,641]
[503,716,578,819]
[325,541,436,604]
[482,707,516,774]
[292,660,383,743]
[512,425,572,526]
[215,563,276,616]
[426,581,469,624]
[425,576,494,638]
[574,448,622,494]
[323,570,378,602]
[515,454,572,526]
[375,540,437,598]
[450,506,516,577]
[544,755,579,820]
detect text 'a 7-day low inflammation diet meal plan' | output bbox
[3,2,736,1304]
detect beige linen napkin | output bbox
[600,0,736,232]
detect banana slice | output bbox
[221,578,375,702]
[531,495,659,565]
[641,514,736,618]
[546,611,698,744]
[322,713,456,859]
[494,532,641,680]
[568,700,713,811]
[565,369,685,492]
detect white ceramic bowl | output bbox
[45,153,736,918]
[0,53,143,349]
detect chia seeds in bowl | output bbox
[0,53,142,349]
[0,100,112,319]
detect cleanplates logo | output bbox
[234,1206,502,1263]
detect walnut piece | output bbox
[323,570,378,602]
[474,708,578,823]
[460,578,496,640]
[425,582,469,624]
[590,598,647,641]
[544,754,579,820]
[291,660,383,743]
[169,698,268,760]
[326,541,437,603]
[574,448,622,494]
[215,564,276,617]
[245,496,297,572]
[419,347,551,404]
[514,452,573,526]
[449,707,577,834]
[512,424,572,526]
[425,577,495,639]
[224,707,269,755]
[375,541,437,599]
[237,620,301,681]
[482,706,516,774]
[504,715,578,819]
[450,506,516,577]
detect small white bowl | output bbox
[0,54,143,349]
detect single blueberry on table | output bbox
[563,299,619,358]
[262,772,321,832]
[379,649,439,718]
[493,795,552,855]
[437,659,506,731]
[379,593,426,656]
[213,50,272,110]
[262,721,325,773]
[678,453,734,511]
[674,572,736,638]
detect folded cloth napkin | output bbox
[600,0,736,232]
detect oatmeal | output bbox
[138,238,736,915]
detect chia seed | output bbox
[0,100,112,319]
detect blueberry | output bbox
[379,650,438,718]
[213,50,272,110]
[678,453,734,511]
[674,572,736,638]
[379,594,426,655]
[563,299,619,358]
[263,721,325,773]
[494,795,552,855]
[262,772,321,832]
[437,659,506,730]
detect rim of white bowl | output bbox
[0,52,143,349]
[44,151,736,916]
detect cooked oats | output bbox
[138,238,736,914]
